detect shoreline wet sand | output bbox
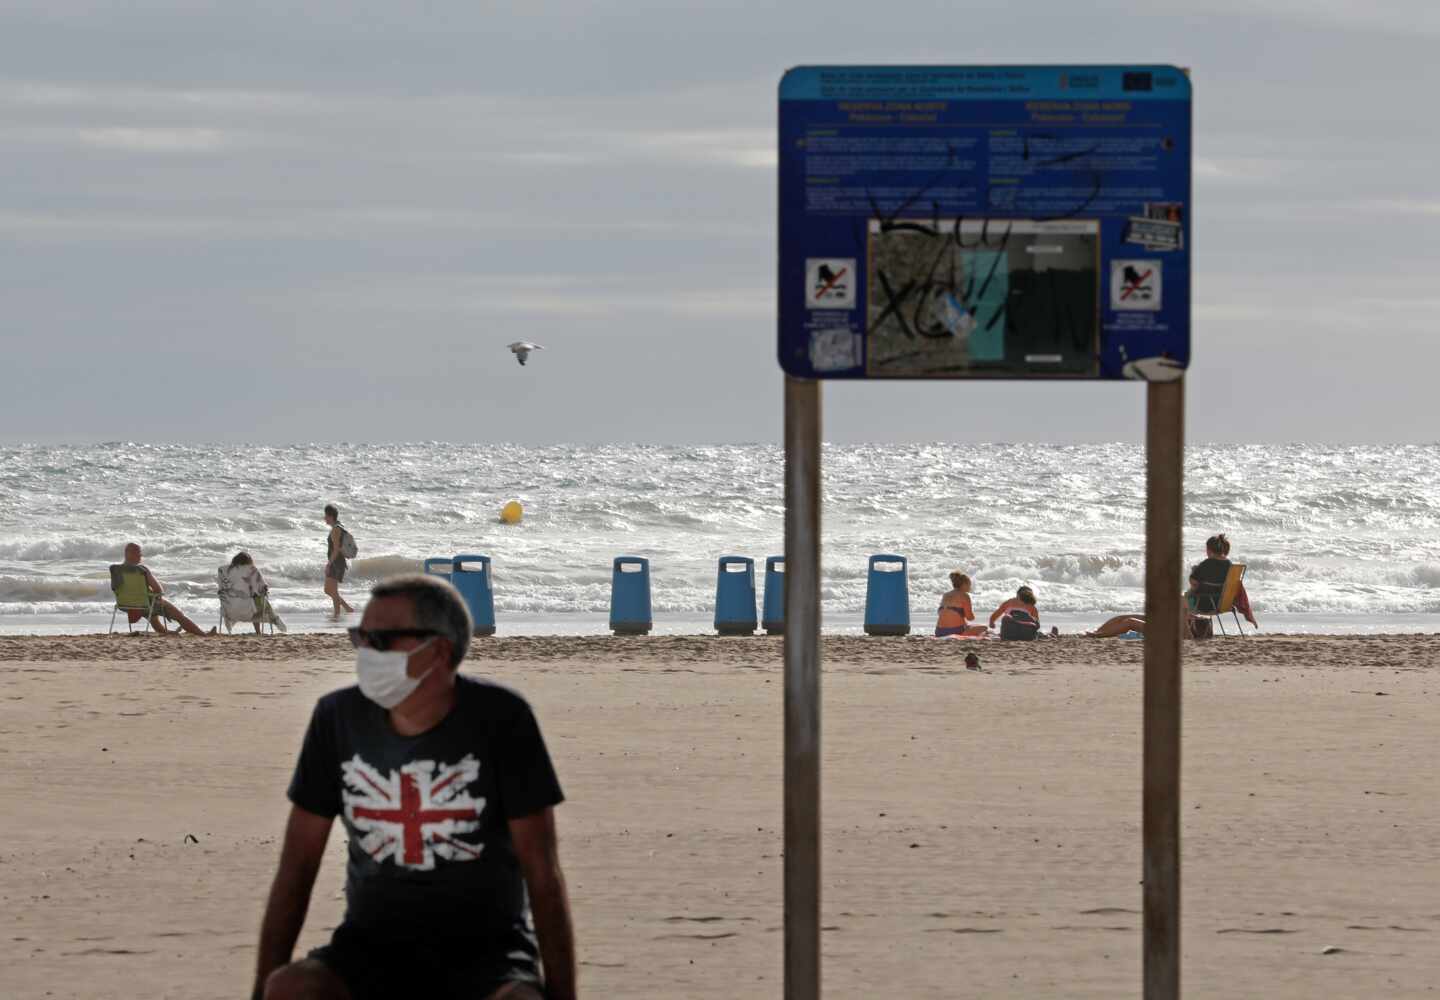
[2,634,1436,997]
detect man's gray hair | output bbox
[370,574,472,667]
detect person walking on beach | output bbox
[935,571,986,637]
[253,574,576,1000]
[323,504,356,617]
[114,543,215,636]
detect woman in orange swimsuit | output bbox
[935,571,987,637]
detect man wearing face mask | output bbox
[252,575,576,1000]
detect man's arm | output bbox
[510,808,576,1000]
[143,567,163,595]
[252,805,335,1000]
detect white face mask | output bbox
[355,639,435,709]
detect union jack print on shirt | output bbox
[341,754,486,870]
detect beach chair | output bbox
[217,565,285,634]
[1191,563,1248,636]
[109,564,161,634]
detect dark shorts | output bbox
[326,558,348,583]
[935,626,970,637]
[308,922,540,1000]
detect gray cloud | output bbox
[3,1,1437,444]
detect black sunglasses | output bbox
[347,627,439,651]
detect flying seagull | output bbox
[508,341,545,366]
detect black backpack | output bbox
[1000,609,1039,641]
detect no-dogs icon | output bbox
[806,258,856,310]
[1111,259,1162,311]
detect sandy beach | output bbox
[1,633,1436,998]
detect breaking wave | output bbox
[2,442,1438,623]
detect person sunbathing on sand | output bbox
[989,585,1039,630]
[935,571,987,637]
[1084,614,1151,638]
[989,585,1058,638]
[118,542,215,636]
[1086,534,1245,638]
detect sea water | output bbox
[2,443,1438,635]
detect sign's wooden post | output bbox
[783,376,822,1000]
[1144,377,1184,998]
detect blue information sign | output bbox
[778,66,1192,380]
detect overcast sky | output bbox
[3,1,1437,445]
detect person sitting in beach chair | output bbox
[218,551,287,635]
[109,542,215,636]
[935,570,987,637]
[1186,533,1232,614]
[1215,534,1258,628]
[1087,534,1255,639]
[1189,562,1251,636]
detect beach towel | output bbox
[1234,582,1257,627]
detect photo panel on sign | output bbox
[777,65,1192,381]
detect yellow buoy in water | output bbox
[499,500,523,525]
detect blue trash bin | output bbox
[762,555,785,635]
[863,554,910,636]
[609,556,652,636]
[450,554,496,636]
[713,556,757,635]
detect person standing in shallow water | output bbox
[324,504,356,617]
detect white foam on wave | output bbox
[0,577,111,603]
[2,443,1438,622]
[0,538,123,562]
[349,555,424,581]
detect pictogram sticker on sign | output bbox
[1111,259,1162,311]
[806,258,856,309]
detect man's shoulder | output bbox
[455,674,535,718]
[314,684,367,718]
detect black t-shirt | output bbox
[1189,557,1231,607]
[288,675,564,951]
